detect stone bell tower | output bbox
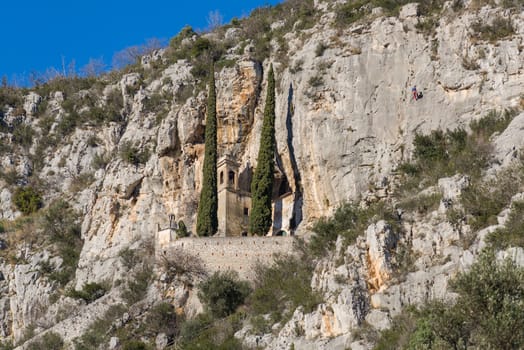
[217,155,251,236]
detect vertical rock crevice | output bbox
[285,83,303,230]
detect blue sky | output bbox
[1,0,282,85]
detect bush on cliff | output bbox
[374,250,524,349]
[198,271,251,318]
[309,202,399,257]
[27,332,64,350]
[486,200,524,249]
[397,108,518,222]
[13,186,43,215]
[41,199,83,285]
[66,282,108,304]
[119,141,150,166]
[249,242,321,323]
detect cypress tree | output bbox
[249,65,276,235]
[196,66,218,236]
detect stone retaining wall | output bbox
[156,236,296,280]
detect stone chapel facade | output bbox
[217,155,252,236]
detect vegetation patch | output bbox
[178,312,244,350]
[13,186,43,215]
[198,271,251,318]
[27,332,64,350]
[374,251,524,349]
[11,123,35,148]
[486,200,524,249]
[459,163,524,231]
[122,265,153,305]
[249,243,321,324]
[41,199,83,285]
[119,141,150,166]
[397,109,517,200]
[66,282,108,304]
[310,202,399,257]
[74,304,126,350]
[471,15,515,42]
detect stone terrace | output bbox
[156,236,296,280]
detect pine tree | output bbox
[249,65,276,235]
[196,66,218,236]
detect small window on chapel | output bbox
[228,170,235,185]
[244,207,249,216]
[220,171,224,184]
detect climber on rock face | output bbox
[412,85,418,101]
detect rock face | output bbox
[365,221,397,293]
[0,1,523,349]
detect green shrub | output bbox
[310,202,398,257]
[119,141,150,166]
[142,92,167,113]
[417,0,446,15]
[77,89,123,126]
[448,250,524,349]
[74,304,126,350]
[397,192,442,215]
[198,271,251,318]
[315,43,328,57]
[486,200,524,249]
[118,247,137,270]
[11,123,35,148]
[179,313,213,345]
[307,75,323,88]
[146,302,178,337]
[27,332,64,350]
[67,282,108,304]
[42,199,83,285]
[249,244,321,322]
[0,86,23,111]
[177,220,189,237]
[0,341,13,350]
[91,152,111,170]
[0,169,21,186]
[471,15,515,42]
[462,55,480,70]
[69,172,95,193]
[374,251,524,349]
[86,135,101,147]
[335,1,369,27]
[13,186,43,215]
[122,265,152,305]
[373,306,421,350]
[56,111,79,136]
[167,30,227,80]
[470,108,517,140]
[414,17,439,36]
[34,99,48,118]
[396,109,516,199]
[412,129,448,163]
[460,164,524,231]
[34,76,97,100]
[335,0,438,27]
[175,83,194,104]
[179,313,243,350]
[122,341,150,350]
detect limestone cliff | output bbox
[0,1,523,349]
